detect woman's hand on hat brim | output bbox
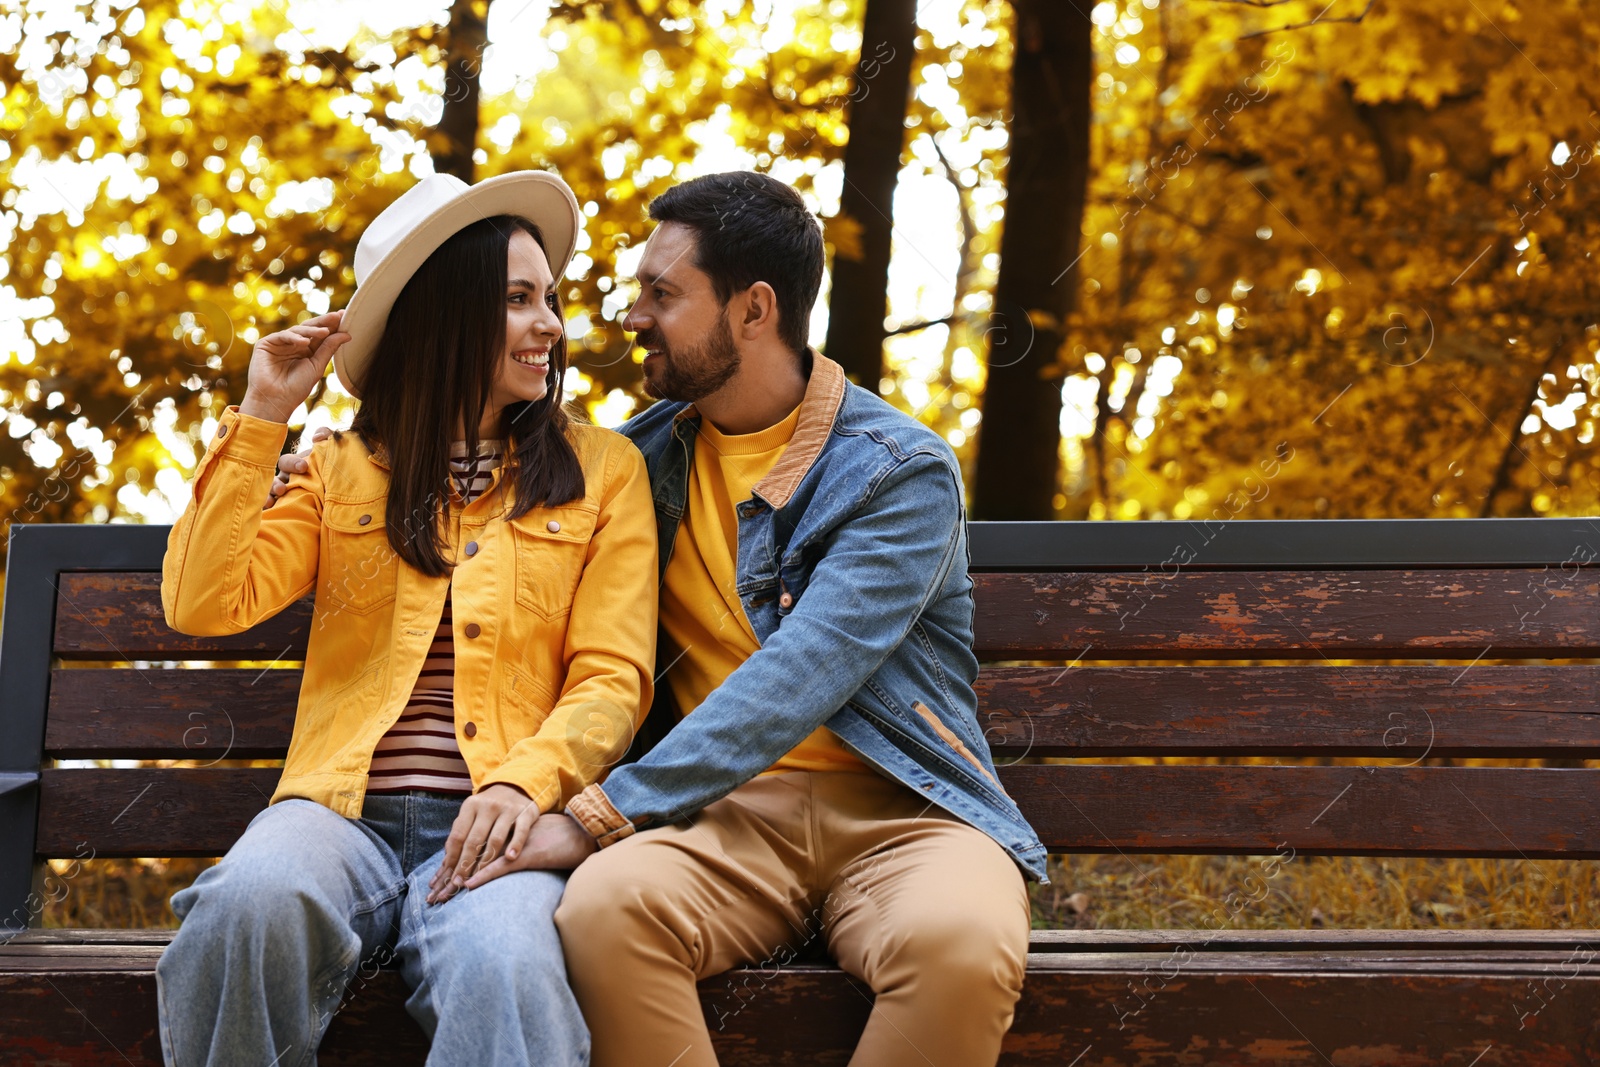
[240,310,350,424]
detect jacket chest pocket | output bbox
[511,505,598,621]
[321,501,399,615]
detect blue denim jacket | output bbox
[564,353,1047,881]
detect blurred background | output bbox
[5,0,1600,929]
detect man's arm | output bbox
[567,451,966,846]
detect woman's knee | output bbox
[419,868,568,970]
[405,870,579,1037]
[176,856,316,934]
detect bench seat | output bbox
[4,929,1599,1064]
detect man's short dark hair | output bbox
[648,172,824,360]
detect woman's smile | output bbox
[511,346,551,370]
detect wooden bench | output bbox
[4,518,1600,1064]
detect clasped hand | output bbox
[426,785,599,905]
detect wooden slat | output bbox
[37,768,279,857]
[53,573,312,660]
[972,569,1600,657]
[0,930,176,946]
[42,664,1600,761]
[1006,764,1600,858]
[37,764,1600,859]
[0,966,421,1066]
[1005,967,1600,1065]
[11,926,1595,954]
[975,664,1600,756]
[4,941,1600,1065]
[59,565,1600,661]
[45,668,301,759]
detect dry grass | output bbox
[41,858,211,929]
[1030,853,1598,931]
[40,852,1591,932]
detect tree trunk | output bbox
[971,1,1092,520]
[822,0,917,387]
[1479,344,1562,517]
[433,0,492,182]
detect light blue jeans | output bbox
[155,793,588,1067]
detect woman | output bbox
[156,171,657,1067]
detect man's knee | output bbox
[556,843,692,970]
[888,898,1029,997]
[556,847,645,941]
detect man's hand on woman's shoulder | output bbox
[264,425,332,508]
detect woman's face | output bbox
[487,229,563,421]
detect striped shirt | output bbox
[366,441,505,796]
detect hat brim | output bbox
[333,170,581,398]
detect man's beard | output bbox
[638,315,741,403]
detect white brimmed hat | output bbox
[334,169,581,398]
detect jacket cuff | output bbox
[567,785,635,847]
[208,406,290,468]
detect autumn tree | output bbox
[821,0,916,386]
[0,0,873,556]
[0,0,410,544]
[970,0,1092,520]
[1056,0,1600,521]
[435,0,494,182]
[10,0,1600,561]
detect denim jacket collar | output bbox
[669,349,847,510]
[754,351,846,508]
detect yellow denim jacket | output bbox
[162,406,658,819]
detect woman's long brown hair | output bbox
[350,214,585,576]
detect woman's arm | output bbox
[477,440,660,812]
[427,439,659,902]
[162,312,349,635]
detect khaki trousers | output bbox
[555,771,1030,1067]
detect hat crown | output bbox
[353,173,471,286]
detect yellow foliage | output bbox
[2,0,1598,536]
[1056,0,1600,520]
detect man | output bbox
[282,171,1045,1066]
[541,171,1043,1067]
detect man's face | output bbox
[623,222,740,402]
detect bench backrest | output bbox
[5,518,1600,925]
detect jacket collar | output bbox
[668,349,848,509]
[752,350,845,509]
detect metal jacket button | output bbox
[779,592,794,609]
[464,623,481,639]
[464,541,478,557]
[357,514,372,526]
[216,424,228,438]
[546,520,561,533]
[463,722,477,739]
